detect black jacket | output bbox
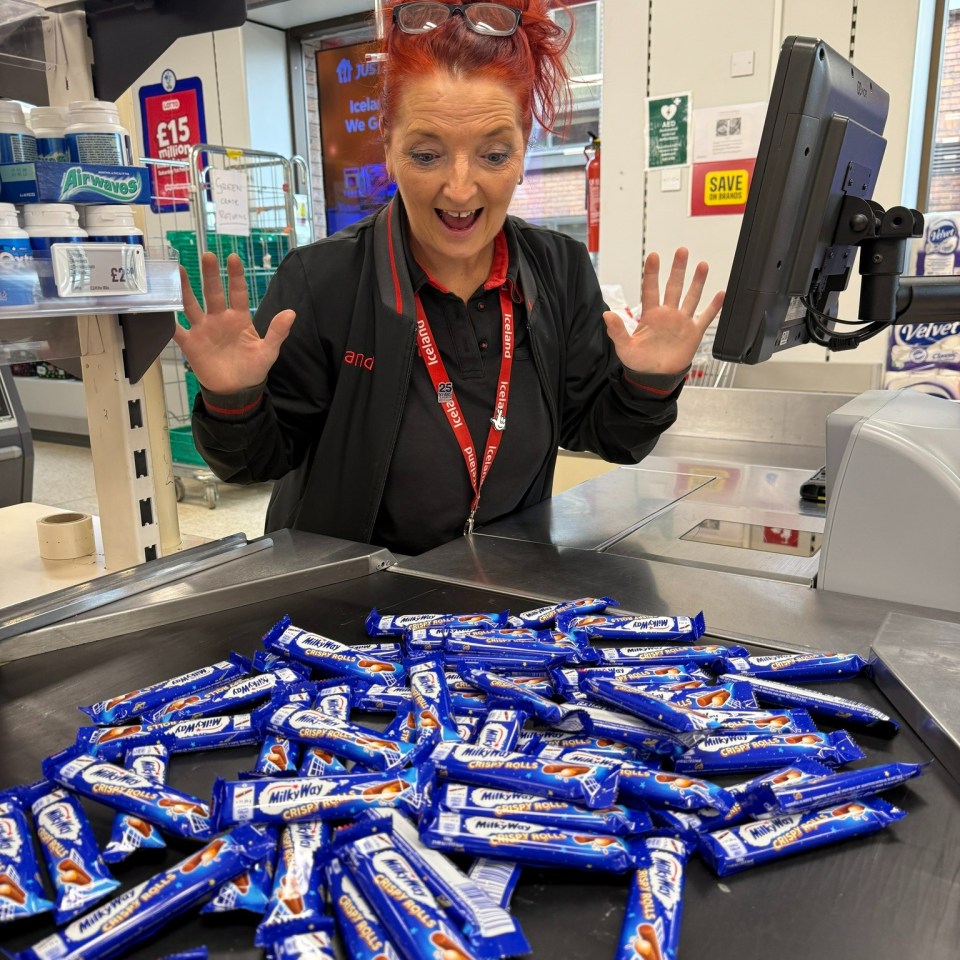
[192,198,685,543]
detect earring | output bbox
[518,174,524,185]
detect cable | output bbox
[801,296,891,351]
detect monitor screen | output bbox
[712,37,890,363]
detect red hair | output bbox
[378,0,573,138]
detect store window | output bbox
[509,0,602,240]
[928,0,960,211]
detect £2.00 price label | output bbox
[52,243,148,298]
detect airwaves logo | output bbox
[60,166,141,201]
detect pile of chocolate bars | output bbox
[1,597,926,960]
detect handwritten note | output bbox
[210,168,250,237]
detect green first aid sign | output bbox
[647,93,690,169]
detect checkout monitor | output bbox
[712,36,890,363]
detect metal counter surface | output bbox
[2,571,958,960]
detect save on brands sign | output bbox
[138,73,208,213]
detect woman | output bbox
[177,0,723,555]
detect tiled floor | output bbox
[31,440,273,542]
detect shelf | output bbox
[0,0,53,73]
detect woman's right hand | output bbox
[173,251,296,394]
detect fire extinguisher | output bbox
[585,131,601,256]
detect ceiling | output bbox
[246,0,375,29]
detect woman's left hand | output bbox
[602,248,725,376]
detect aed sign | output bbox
[691,158,755,216]
[138,74,207,213]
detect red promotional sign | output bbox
[763,526,800,547]
[138,75,207,213]
[690,157,755,217]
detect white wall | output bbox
[600,0,935,370]
[243,21,294,157]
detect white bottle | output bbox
[0,202,32,266]
[23,203,86,297]
[65,100,132,165]
[0,100,38,163]
[83,204,143,244]
[30,105,70,162]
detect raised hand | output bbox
[172,252,296,394]
[602,248,724,376]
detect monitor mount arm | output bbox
[833,194,960,329]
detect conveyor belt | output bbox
[2,570,959,959]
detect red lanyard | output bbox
[414,285,515,535]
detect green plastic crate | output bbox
[169,424,207,467]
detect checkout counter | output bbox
[2,384,959,960]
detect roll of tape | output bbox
[37,512,96,561]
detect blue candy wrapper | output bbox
[255,821,332,947]
[551,664,708,697]
[0,790,54,921]
[384,705,418,744]
[454,714,482,743]
[518,730,642,761]
[102,743,169,862]
[269,931,337,959]
[589,643,749,667]
[740,761,926,817]
[716,672,899,735]
[616,837,692,960]
[144,666,305,724]
[459,665,586,730]
[29,783,120,923]
[43,745,215,841]
[516,597,618,629]
[212,770,422,829]
[264,616,406,686]
[559,611,705,643]
[433,781,651,837]
[258,700,417,772]
[427,742,620,809]
[327,857,402,960]
[366,608,506,636]
[698,798,907,876]
[624,680,759,711]
[719,651,871,681]
[351,685,412,712]
[410,655,461,744]
[352,641,403,662]
[615,761,738,813]
[468,858,522,909]
[571,700,695,758]
[420,809,644,872]
[12,825,275,960]
[475,709,526,753]
[202,826,278,915]
[673,730,865,775]
[584,677,816,735]
[78,654,248,725]
[362,810,531,960]
[338,828,483,960]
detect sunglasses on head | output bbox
[393,2,522,37]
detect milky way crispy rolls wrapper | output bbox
[716,672,899,735]
[78,653,249,725]
[365,608,506,636]
[212,770,423,830]
[616,837,692,960]
[698,798,907,876]
[12,825,275,960]
[673,730,865,776]
[516,597,618,629]
[102,744,169,863]
[264,616,406,686]
[257,700,418,772]
[27,782,120,924]
[459,665,586,730]
[426,742,620,809]
[433,782,651,837]
[587,643,749,668]
[337,828,484,960]
[719,651,871,682]
[255,821,332,947]
[267,931,337,960]
[409,655,461,745]
[614,761,738,813]
[559,611,705,643]
[327,856,402,960]
[420,809,646,873]
[738,761,926,818]
[0,790,54,922]
[42,745,215,841]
